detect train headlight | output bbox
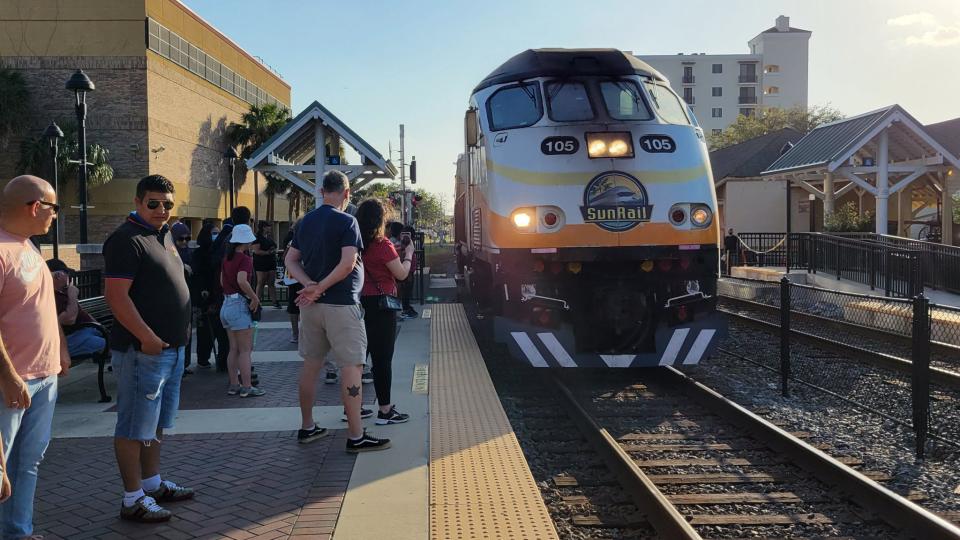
[691,206,713,228]
[511,209,534,231]
[586,132,634,158]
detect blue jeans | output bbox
[113,347,184,441]
[0,375,58,538]
[66,327,106,358]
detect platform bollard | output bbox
[780,276,791,397]
[911,294,931,460]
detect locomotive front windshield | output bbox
[486,77,694,129]
[598,80,653,121]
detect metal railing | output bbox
[835,233,960,294]
[738,74,758,83]
[72,269,102,299]
[684,95,695,105]
[682,75,695,84]
[734,232,923,298]
[721,276,947,459]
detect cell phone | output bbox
[401,231,412,246]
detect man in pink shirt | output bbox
[0,175,70,539]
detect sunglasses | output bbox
[27,200,60,213]
[146,200,175,211]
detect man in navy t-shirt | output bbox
[285,170,390,453]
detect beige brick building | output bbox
[0,0,292,243]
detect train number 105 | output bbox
[541,136,579,155]
[639,135,676,153]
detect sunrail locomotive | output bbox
[454,48,726,368]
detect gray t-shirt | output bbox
[291,204,364,305]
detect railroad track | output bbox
[550,369,960,539]
[719,296,960,390]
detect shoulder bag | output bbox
[363,251,402,311]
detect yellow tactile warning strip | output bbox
[430,304,559,540]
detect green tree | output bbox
[227,103,292,221]
[0,69,31,151]
[413,188,444,230]
[824,201,873,232]
[16,120,114,190]
[708,105,844,150]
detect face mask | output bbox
[211,233,219,241]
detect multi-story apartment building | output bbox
[0,0,292,244]
[638,16,811,136]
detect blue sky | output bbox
[188,0,960,207]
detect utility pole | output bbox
[399,124,407,225]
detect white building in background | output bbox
[638,15,811,136]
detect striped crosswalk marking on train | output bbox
[659,328,690,366]
[537,333,578,367]
[683,329,716,365]
[511,332,549,367]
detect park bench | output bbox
[73,296,112,403]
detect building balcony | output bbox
[738,74,758,83]
[738,95,758,104]
[682,75,695,84]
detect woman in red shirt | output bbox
[356,199,415,424]
[219,224,264,397]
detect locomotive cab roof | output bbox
[473,48,667,93]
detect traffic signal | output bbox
[410,157,417,184]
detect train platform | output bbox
[731,265,960,308]
[34,293,556,538]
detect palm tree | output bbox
[0,69,31,151]
[226,103,291,221]
[16,120,114,190]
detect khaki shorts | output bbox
[299,303,367,368]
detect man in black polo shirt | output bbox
[103,175,194,523]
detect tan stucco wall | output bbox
[0,0,146,56]
[145,0,290,103]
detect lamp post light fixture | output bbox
[66,69,95,244]
[226,146,239,211]
[809,193,817,233]
[43,121,64,259]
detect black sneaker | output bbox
[361,371,374,384]
[146,480,195,503]
[341,407,374,422]
[120,495,172,523]
[346,430,391,453]
[297,424,329,444]
[325,372,338,384]
[376,406,410,425]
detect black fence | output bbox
[835,233,960,294]
[72,269,102,299]
[719,276,960,459]
[734,232,923,298]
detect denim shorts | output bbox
[112,346,184,441]
[220,295,253,330]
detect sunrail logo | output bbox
[580,171,653,232]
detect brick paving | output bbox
[35,305,370,539]
[34,432,354,540]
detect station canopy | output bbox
[245,101,397,197]
[762,104,960,235]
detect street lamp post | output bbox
[66,70,95,244]
[226,147,239,211]
[43,122,64,259]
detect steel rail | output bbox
[659,366,960,540]
[719,306,960,390]
[549,374,702,540]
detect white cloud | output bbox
[887,12,960,47]
[887,12,938,27]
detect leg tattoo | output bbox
[347,384,360,397]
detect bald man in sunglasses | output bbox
[103,175,193,523]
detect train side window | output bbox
[487,82,543,131]
[545,81,594,122]
[599,80,653,121]
[642,82,691,125]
